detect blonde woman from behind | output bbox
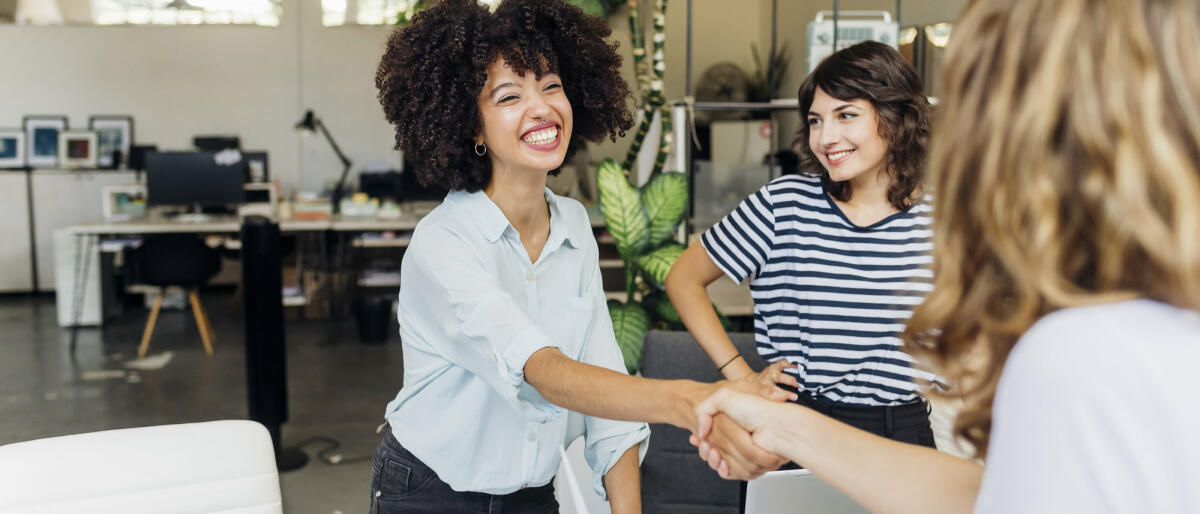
[691,0,1200,512]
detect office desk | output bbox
[60,214,425,349]
[66,213,423,236]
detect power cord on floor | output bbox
[294,436,372,466]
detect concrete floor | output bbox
[0,292,404,513]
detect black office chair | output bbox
[133,234,223,358]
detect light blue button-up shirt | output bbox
[385,188,650,497]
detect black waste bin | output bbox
[354,295,394,345]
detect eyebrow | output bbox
[807,103,860,117]
[489,82,518,98]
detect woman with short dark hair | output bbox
[666,41,940,471]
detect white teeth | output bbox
[522,126,558,145]
[828,150,853,160]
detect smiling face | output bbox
[475,56,574,179]
[806,87,889,185]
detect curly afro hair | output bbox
[376,0,634,192]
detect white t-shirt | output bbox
[975,299,1200,513]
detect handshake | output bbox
[685,359,802,481]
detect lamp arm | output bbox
[315,118,353,214]
[315,119,353,169]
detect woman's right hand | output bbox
[691,387,793,479]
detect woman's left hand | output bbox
[728,359,799,400]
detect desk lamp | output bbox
[294,110,353,214]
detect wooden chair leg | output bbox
[189,290,215,356]
[138,293,163,359]
[197,294,217,344]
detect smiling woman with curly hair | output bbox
[375,0,632,192]
[369,1,788,512]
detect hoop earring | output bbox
[474,143,487,156]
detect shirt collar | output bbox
[452,188,582,250]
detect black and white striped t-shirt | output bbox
[701,173,938,406]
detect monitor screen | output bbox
[145,151,245,208]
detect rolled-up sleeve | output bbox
[405,226,564,422]
[576,242,651,498]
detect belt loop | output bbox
[884,406,894,436]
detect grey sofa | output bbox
[639,330,768,514]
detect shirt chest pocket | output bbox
[540,296,593,361]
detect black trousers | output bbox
[788,391,937,449]
[370,428,559,514]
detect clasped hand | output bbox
[688,360,798,480]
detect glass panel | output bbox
[321,0,426,27]
[89,0,281,26]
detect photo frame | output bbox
[0,130,25,168]
[89,115,134,169]
[59,130,98,169]
[101,184,147,221]
[23,115,68,168]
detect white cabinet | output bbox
[0,172,32,292]
[31,171,138,291]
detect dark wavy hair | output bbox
[375,0,634,192]
[795,41,930,210]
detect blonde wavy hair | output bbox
[904,0,1200,458]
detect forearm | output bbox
[665,266,753,380]
[770,406,982,514]
[602,445,642,514]
[524,347,707,431]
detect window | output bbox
[92,0,282,27]
[320,0,501,27]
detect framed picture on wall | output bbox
[59,130,98,169]
[0,130,25,168]
[89,115,134,169]
[23,115,68,168]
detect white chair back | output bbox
[0,420,282,514]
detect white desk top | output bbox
[67,214,424,235]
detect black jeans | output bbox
[771,388,936,476]
[370,428,559,514]
[791,392,937,449]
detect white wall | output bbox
[0,0,965,191]
[0,0,398,193]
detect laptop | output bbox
[745,469,870,514]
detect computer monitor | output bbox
[359,170,402,202]
[127,145,157,171]
[398,166,448,202]
[145,151,245,209]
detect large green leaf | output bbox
[564,0,607,17]
[640,171,688,245]
[597,159,650,262]
[635,243,686,290]
[608,299,651,374]
[642,290,682,324]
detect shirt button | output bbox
[521,482,528,488]
[525,273,533,282]
[375,490,381,498]
[526,431,536,441]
